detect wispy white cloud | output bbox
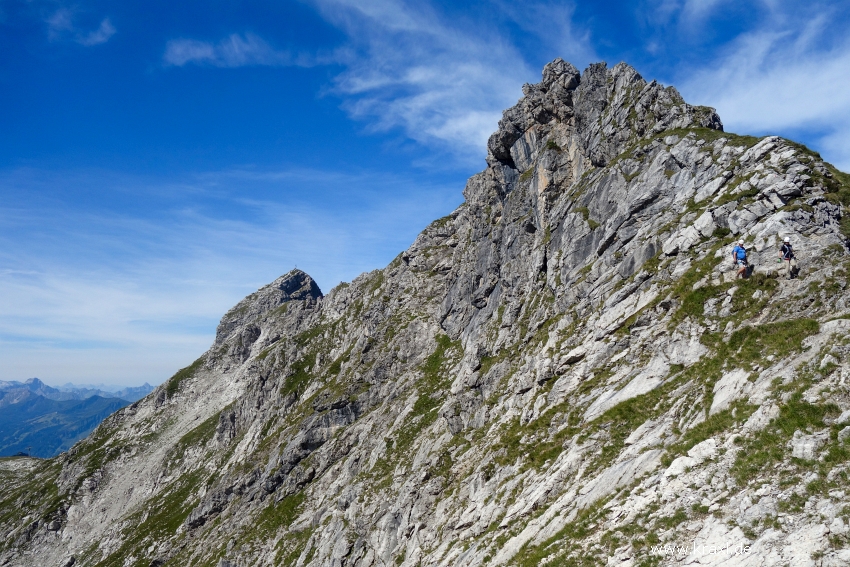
[0,166,460,385]
[46,8,74,40]
[163,33,346,68]
[678,0,731,26]
[643,0,733,30]
[307,0,595,164]
[46,8,116,46]
[162,1,596,165]
[493,0,596,65]
[164,33,291,67]
[678,8,850,170]
[78,18,115,46]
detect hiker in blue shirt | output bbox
[731,239,748,278]
[779,236,797,279]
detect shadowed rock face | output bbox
[215,269,323,345]
[3,60,850,567]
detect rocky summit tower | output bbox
[2,59,850,567]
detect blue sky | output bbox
[2,0,849,386]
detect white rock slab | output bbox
[710,369,752,415]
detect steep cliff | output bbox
[2,59,850,567]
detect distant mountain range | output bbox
[0,377,154,403]
[0,378,154,458]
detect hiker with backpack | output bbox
[732,239,748,278]
[779,236,797,279]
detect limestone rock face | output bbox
[2,60,850,567]
[486,60,722,171]
[215,269,322,345]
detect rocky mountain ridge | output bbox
[2,59,850,567]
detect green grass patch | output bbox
[726,318,818,371]
[825,187,850,208]
[294,324,326,348]
[582,376,682,475]
[678,271,780,327]
[669,253,777,326]
[257,346,275,360]
[575,206,601,230]
[327,344,354,376]
[269,302,289,318]
[0,460,64,545]
[731,394,840,486]
[840,216,850,240]
[607,126,758,186]
[368,270,385,294]
[281,352,317,397]
[667,250,722,323]
[274,526,316,566]
[777,492,806,513]
[489,315,819,485]
[545,139,562,152]
[254,491,305,538]
[171,412,220,457]
[511,500,609,567]
[370,334,461,484]
[714,184,760,207]
[421,334,460,388]
[66,426,135,492]
[492,414,547,468]
[663,400,756,465]
[165,355,206,397]
[492,361,671,474]
[828,165,850,189]
[656,507,688,530]
[478,352,501,377]
[664,127,760,148]
[429,214,454,230]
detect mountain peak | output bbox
[214,269,323,347]
[3,59,850,567]
[269,269,323,300]
[487,59,722,170]
[22,377,57,395]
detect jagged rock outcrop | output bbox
[215,270,323,352]
[2,59,850,567]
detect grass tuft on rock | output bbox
[165,355,206,398]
